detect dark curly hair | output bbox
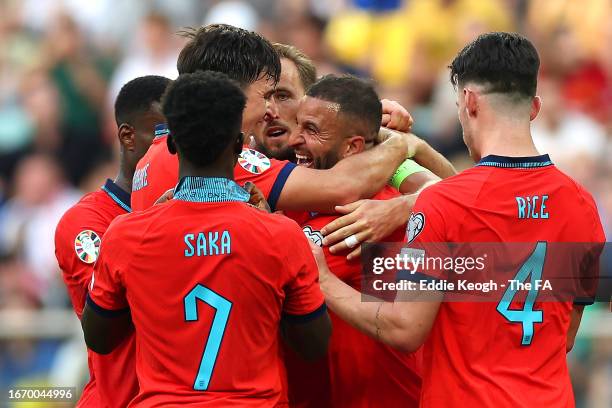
[449,32,540,100]
[162,71,246,167]
[177,24,280,87]
[114,75,170,125]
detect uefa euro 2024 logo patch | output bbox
[302,226,323,246]
[74,230,101,264]
[407,212,425,243]
[238,148,271,174]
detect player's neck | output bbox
[178,161,235,181]
[113,170,133,195]
[475,123,541,159]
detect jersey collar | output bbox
[174,176,250,203]
[476,154,553,169]
[154,123,169,140]
[101,179,131,212]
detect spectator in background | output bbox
[531,77,607,186]
[536,26,610,125]
[43,14,113,186]
[0,154,79,304]
[0,4,41,184]
[325,0,513,88]
[107,13,179,105]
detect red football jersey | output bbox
[54,179,138,408]
[407,154,606,407]
[131,135,295,211]
[285,186,422,408]
[88,177,325,407]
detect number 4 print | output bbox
[184,284,232,390]
[496,242,546,346]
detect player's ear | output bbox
[234,132,244,154]
[118,123,136,152]
[464,88,478,118]
[166,134,177,155]
[530,96,541,121]
[343,135,365,158]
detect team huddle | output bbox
[54,25,605,408]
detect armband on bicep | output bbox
[389,159,427,189]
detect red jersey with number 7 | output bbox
[407,154,605,408]
[88,177,326,407]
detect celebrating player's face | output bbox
[242,76,277,142]
[255,58,304,161]
[290,96,346,170]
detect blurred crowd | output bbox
[0,0,609,407]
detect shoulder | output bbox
[55,191,111,237]
[417,167,486,202]
[236,148,293,176]
[549,167,603,224]
[241,206,308,248]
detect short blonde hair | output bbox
[273,43,317,90]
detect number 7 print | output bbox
[184,284,233,390]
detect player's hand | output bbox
[321,198,409,260]
[154,188,174,205]
[244,181,271,212]
[381,99,413,132]
[375,128,422,158]
[308,239,331,284]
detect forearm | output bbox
[413,141,457,179]
[398,171,440,195]
[320,271,380,340]
[329,134,408,203]
[321,263,441,352]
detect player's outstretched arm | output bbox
[409,133,456,179]
[81,302,133,355]
[276,129,411,212]
[312,243,441,352]
[281,312,332,360]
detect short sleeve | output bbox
[87,221,129,315]
[54,210,105,318]
[281,224,326,322]
[234,151,296,212]
[574,204,606,306]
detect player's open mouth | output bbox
[265,125,288,138]
[295,153,313,168]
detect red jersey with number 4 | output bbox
[408,155,605,408]
[54,180,138,408]
[88,177,325,407]
[285,186,422,408]
[131,135,295,211]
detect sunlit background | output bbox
[0,1,610,407]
